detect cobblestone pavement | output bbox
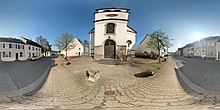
[0,56,220,109]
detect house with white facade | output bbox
[89,8,137,60]
[0,37,41,61]
[216,39,220,60]
[60,38,84,57]
[193,36,219,59]
[183,44,189,57]
[134,35,167,57]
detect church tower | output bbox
[89,8,137,60]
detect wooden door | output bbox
[104,40,115,58]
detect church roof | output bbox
[96,7,130,12]
[127,26,137,34]
[88,28,95,34]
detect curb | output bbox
[171,57,210,95]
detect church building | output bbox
[89,8,137,60]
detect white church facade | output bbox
[89,8,137,60]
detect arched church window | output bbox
[106,23,115,34]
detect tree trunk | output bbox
[65,50,68,60]
[158,49,161,63]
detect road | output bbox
[0,57,54,91]
[174,56,220,91]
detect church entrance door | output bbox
[104,39,116,58]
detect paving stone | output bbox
[0,57,204,109]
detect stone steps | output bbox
[98,59,126,65]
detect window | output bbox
[23,45,24,49]
[20,52,23,57]
[106,23,115,34]
[18,45,21,49]
[3,52,5,57]
[29,46,30,50]
[79,48,81,50]
[36,48,37,51]
[15,44,17,49]
[9,44,12,48]
[32,47,34,50]
[29,52,31,57]
[9,52,11,57]
[3,44,5,48]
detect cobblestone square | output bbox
[0,56,217,109]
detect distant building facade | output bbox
[89,8,137,60]
[60,38,84,57]
[193,36,218,58]
[0,37,41,61]
[177,36,220,59]
[216,39,220,60]
[177,47,183,56]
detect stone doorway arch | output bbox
[104,39,116,58]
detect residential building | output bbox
[183,44,189,57]
[193,36,219,58]
[216,39,220,60]
[89,8,137,60]
[60,38,84,57]
[134,35,167,56]
[188,44,194,57]
[0,37,41,61]
[177,47,183,56]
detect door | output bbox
[78,52,80,56]
[16,53,19,60]
[104,39,116,58]
[218,52,220,60]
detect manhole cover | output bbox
[104,91,115,96]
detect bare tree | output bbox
[83,40,89,55]
[35,35,51,56]
[55,32,73,60]
[147,29,172,63]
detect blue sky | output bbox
[0,0,220,52]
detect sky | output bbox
[0,0,220,52]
